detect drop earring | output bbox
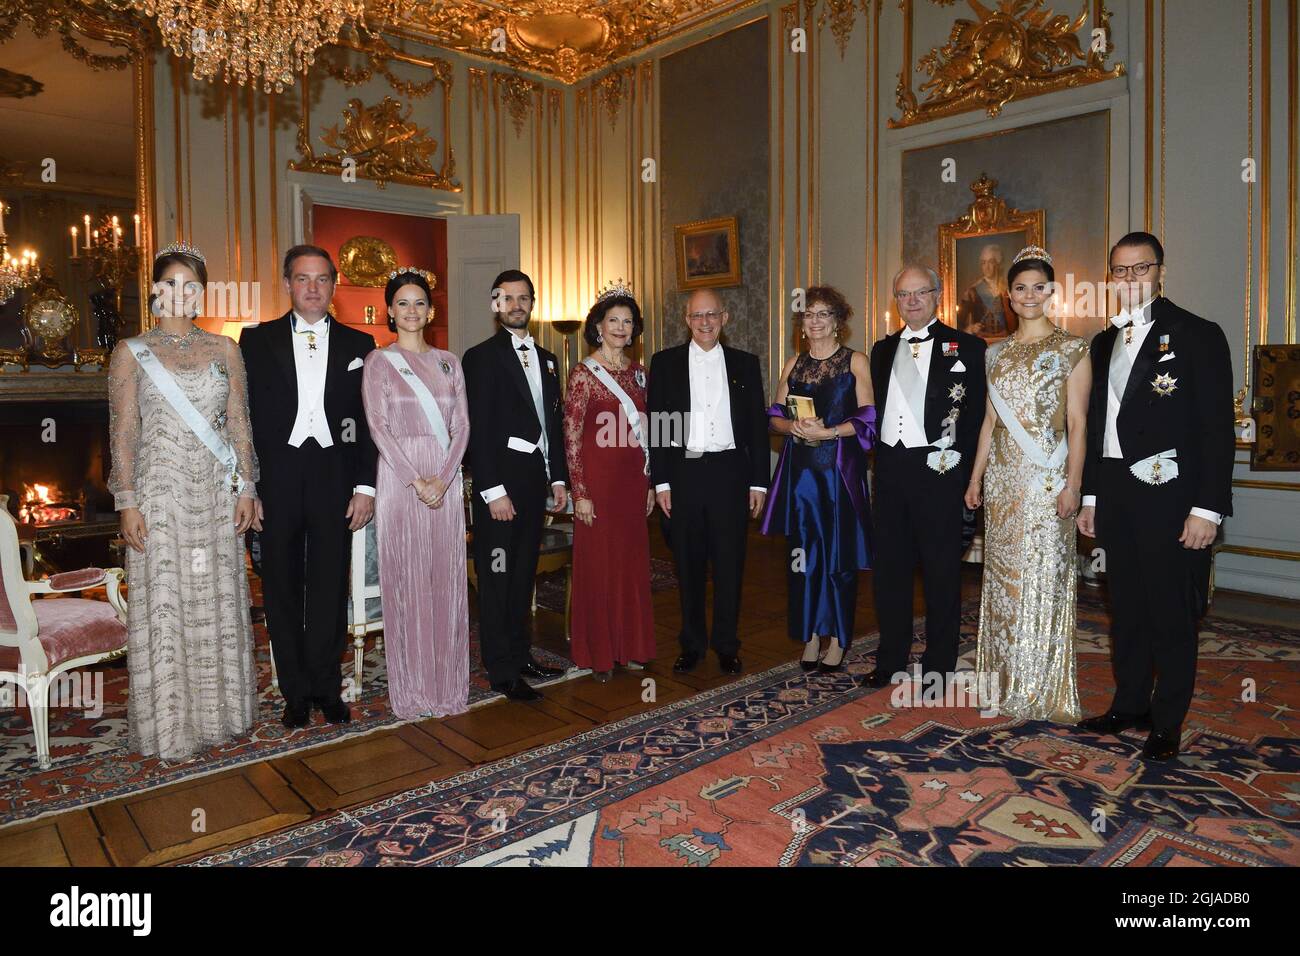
[596,332,603,344]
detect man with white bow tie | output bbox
[463,270,570,701]
[240,245,378,729]
[864,264,986,690]
[1076,232,1234,760]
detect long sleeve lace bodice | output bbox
[563,360,648,502]
[108,327,260,511]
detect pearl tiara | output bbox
[1011,245,1053,266]
[155,240,206,265]
[388,266,437,287]
[595,278,634,304]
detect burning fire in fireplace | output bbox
[16,482,82,526]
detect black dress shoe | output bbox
[718,654,743,675]
[861,669,893,689]
[520,659,565,680]
[315,696,351,724]
[281,700,310,729]
[1077,711,1152,736]
[491,678,543,701]
[1140,728,1180,761]
[800,659,819,672]
[673,653,700,673]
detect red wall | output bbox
[311,206,449,349]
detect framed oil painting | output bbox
[938,174,1044,343]
[674,216,740,290]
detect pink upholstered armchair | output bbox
[0,497,128,770]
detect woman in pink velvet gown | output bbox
[362,269,469,718]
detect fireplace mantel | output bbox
[0,369,108,403]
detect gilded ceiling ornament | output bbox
[495,72,540,138]
[891,0,1126,127]
[395,0,730,85]
[0,0,137,70]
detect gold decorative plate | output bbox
[338,236,398,287]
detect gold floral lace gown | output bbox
[108,326,259,761]
[975,328,1088,723]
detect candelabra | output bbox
[69,212,142,316]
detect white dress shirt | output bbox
[880,318,936,448]
[654,340,765,495]
[479,330,566,504]
[1081,298,1220,524]
[286,312,373,497]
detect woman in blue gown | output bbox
[761,286,877,672]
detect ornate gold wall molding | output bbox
[289,45,461,192]
[890,0,1125,128]
[495,72,541,138]
[595,66,634,128]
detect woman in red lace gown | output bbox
[563,288,656,681]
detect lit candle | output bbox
[133,213,140,246]
[71,226,78,257]
[114,225,122,247]
[0,201,5,236]
[83,214,91,250]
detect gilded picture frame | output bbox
[938,175,1044,342]
[674,216,740,290]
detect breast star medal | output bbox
[948,383,966,402]
[1151,372,1178,397]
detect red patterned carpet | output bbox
[186,593,1300,867]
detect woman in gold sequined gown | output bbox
[964,250,1092,723]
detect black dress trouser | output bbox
[660,449,750,658]
[1096,458,1209,733]
[258,439,353,704]
[471,454,548,686]
[871,442,965,677]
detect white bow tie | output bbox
[1112,309,1152,329]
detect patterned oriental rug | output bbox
[188,592,1300,867]
[0,560,678,828]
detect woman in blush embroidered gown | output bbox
[108,243,259,761]
[761,286,876,673]
[563,286,656,682]
[361,268,470,718]
[965,248,1091,722]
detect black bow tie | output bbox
[517,343,530,351]
[904,332,932,344]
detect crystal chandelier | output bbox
[124,0,396,93]
[0,202,39,305]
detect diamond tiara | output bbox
[155,240,206,266]
[595,278,634,304]
[387,266,437,288]
[1011,245,1053,266]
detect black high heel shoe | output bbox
[800,640,822,672]
[817,643,848,673]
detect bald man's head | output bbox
[683,288,729,349]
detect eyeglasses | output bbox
[1109,262,1158,278]
[687,310,725,321]
[802,309,838,320]
[894,288,936,301]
